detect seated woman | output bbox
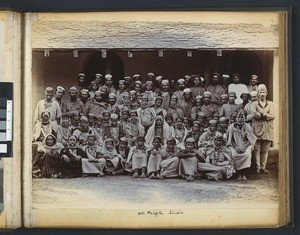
[145,115,173,146]
[226,111,257,180]
[116,137,130,175]
[81,134,106,177]
[158,137,180,180]
[60,135,86,178]
[126,135,148,178]
[147,136,163,179]
[32,110,58,177]
[198,132,234,181]
[98,138,124,175]
[178,138,203,182]
[37,134,62,178]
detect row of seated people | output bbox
[32,110,257,182]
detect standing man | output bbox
[206,72,226,105]
[62,86,84,116]
[252,84,275,174]
[247,74,259,93]
[53,86,65,111]
[34,87,61,126]
[228,73,249,105]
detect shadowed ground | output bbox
[32,164,279,210]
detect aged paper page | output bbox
[23,11,289,228]
[0,11,22,229]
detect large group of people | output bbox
[32,71,275,182]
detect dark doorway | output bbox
[83,51,125,87]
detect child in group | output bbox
[102,110,111,127]
[98,138,124,175]
[38,134,63,178]
[57,113,72,146]
[126,135,148,178]
[60,135,86,178]
[116,137,130,175]
[147,136,163,179]
[125,110,145,147]
[89,80,99,100]
[218,117,229,141]
[93,114,104,145]
[219,91,240,120]
[105,113,120,145]
[143,81,156,105]
[81,134,106,177]
[178,138,203,182]
[185,120,202,145]
[70,111,81,134]
[88,113,96,128]
[158,79,172,110]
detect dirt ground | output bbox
[32,165,279,210]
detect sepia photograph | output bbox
[24,11,289,228]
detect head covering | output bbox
[78,73,85,77]
[124,76,131,80]
[146,81,153,85]
[95,73,102,77]
[130,110,138,116]
[221,94,229,99]
[170,95,177,100]
[166,137,176,144]
[105,74,112,79]
[153,136,162,143]
[209,119,218,125]
[184,75,191,79]
[186,137,195,143]
[222,74,230,78]
[96,115,103,120]
[195,95,202,101]
[94,90,102,96]
[56,86,65,92]
[161,79,169,85]
[197,111,206,118]
[108,93,116,98]
[250,91,257,96]
[68,135,77,142]
[111,113,118,120]
[80,116,88,122]
[154,96,163,101]
[214,131,224,140]
[119,80,125,85]
[228,91,237,97]
[203,91,212,97]
[45,87,54,94]
[219,117,227,123]
[80,89,89,95]
[147,72,154,77]
[121,107,129,114]
[240,92,250,98]
[120,137,128,143]
[183,88,191,93]
[257,84,267,92]
[69,86,78,93]
[155,76,162,81]
[251,74,258,79]
[135,81,142,85]
[193,121,201,126]
[129,90,137,95]
[41,110,50,118]
[177,78,185,84]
